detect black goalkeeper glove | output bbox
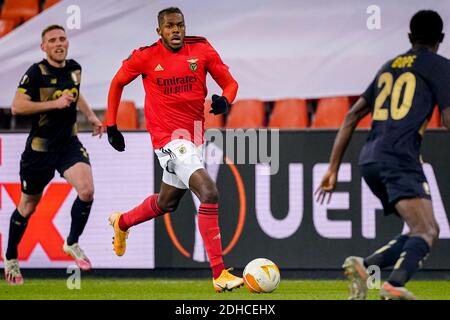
[209,94,231,115]
[107,125,125,152]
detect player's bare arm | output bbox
[77,94,103,138]
[315,97,371,204]
[11,90,72,116]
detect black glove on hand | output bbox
[107,125,125,152]
[209,94,231,115]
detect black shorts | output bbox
[360,162,431,216]
[19,137,91,195]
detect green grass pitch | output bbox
[1,278,449,300]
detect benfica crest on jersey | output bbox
[187,58,198,71]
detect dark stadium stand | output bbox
[3,97,444,130]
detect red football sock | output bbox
[118,194,164,231]
[198,203,225,279]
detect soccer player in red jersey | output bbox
[105,7,243,292]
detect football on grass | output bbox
[243,258,280,293]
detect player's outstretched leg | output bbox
[108,193,166,256]
[342,256,369,300]
[189,170,243,292]
[344,234,409,299]
[364,234,409,269]
[379,198,439,300]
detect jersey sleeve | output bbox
[17,64,41,100]
[68,59,82,71]
[428,58,450,112]
[205,42,233,82]
[362,77,376,107]
[121,49,146,78]
[204,41,238,103]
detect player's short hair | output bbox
[158,7,184,26]
[41,24,66,40]
[410,10,444,45]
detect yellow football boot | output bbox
[213,268,244,292]
[108,213,129,256]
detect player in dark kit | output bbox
[3,25,103,285]
[315,10,450,300]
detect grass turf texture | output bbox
[0,279,449,300]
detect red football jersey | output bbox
[121,37,237,148]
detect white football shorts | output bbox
[154,139,204,189]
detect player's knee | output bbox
[435,222,440,239]
[427,223,440,242]
[199,185,219,204]
[158,198,180,213]
[18,202,38,218]
[163,203,179,213]
[420,223,439,242]
[78,185,94,202]
[411,223,439,246]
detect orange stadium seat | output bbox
[102,101,139,130]
[0,18,16,37]
[226,100,265,128]
[268,99,309,128]
[357,113,372,129]
[427,107,441,128]
[1,0,40,24]
[117,101,139,130]
[312,96,350,128]
[43,0,61,10]
[204,100,224,129]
